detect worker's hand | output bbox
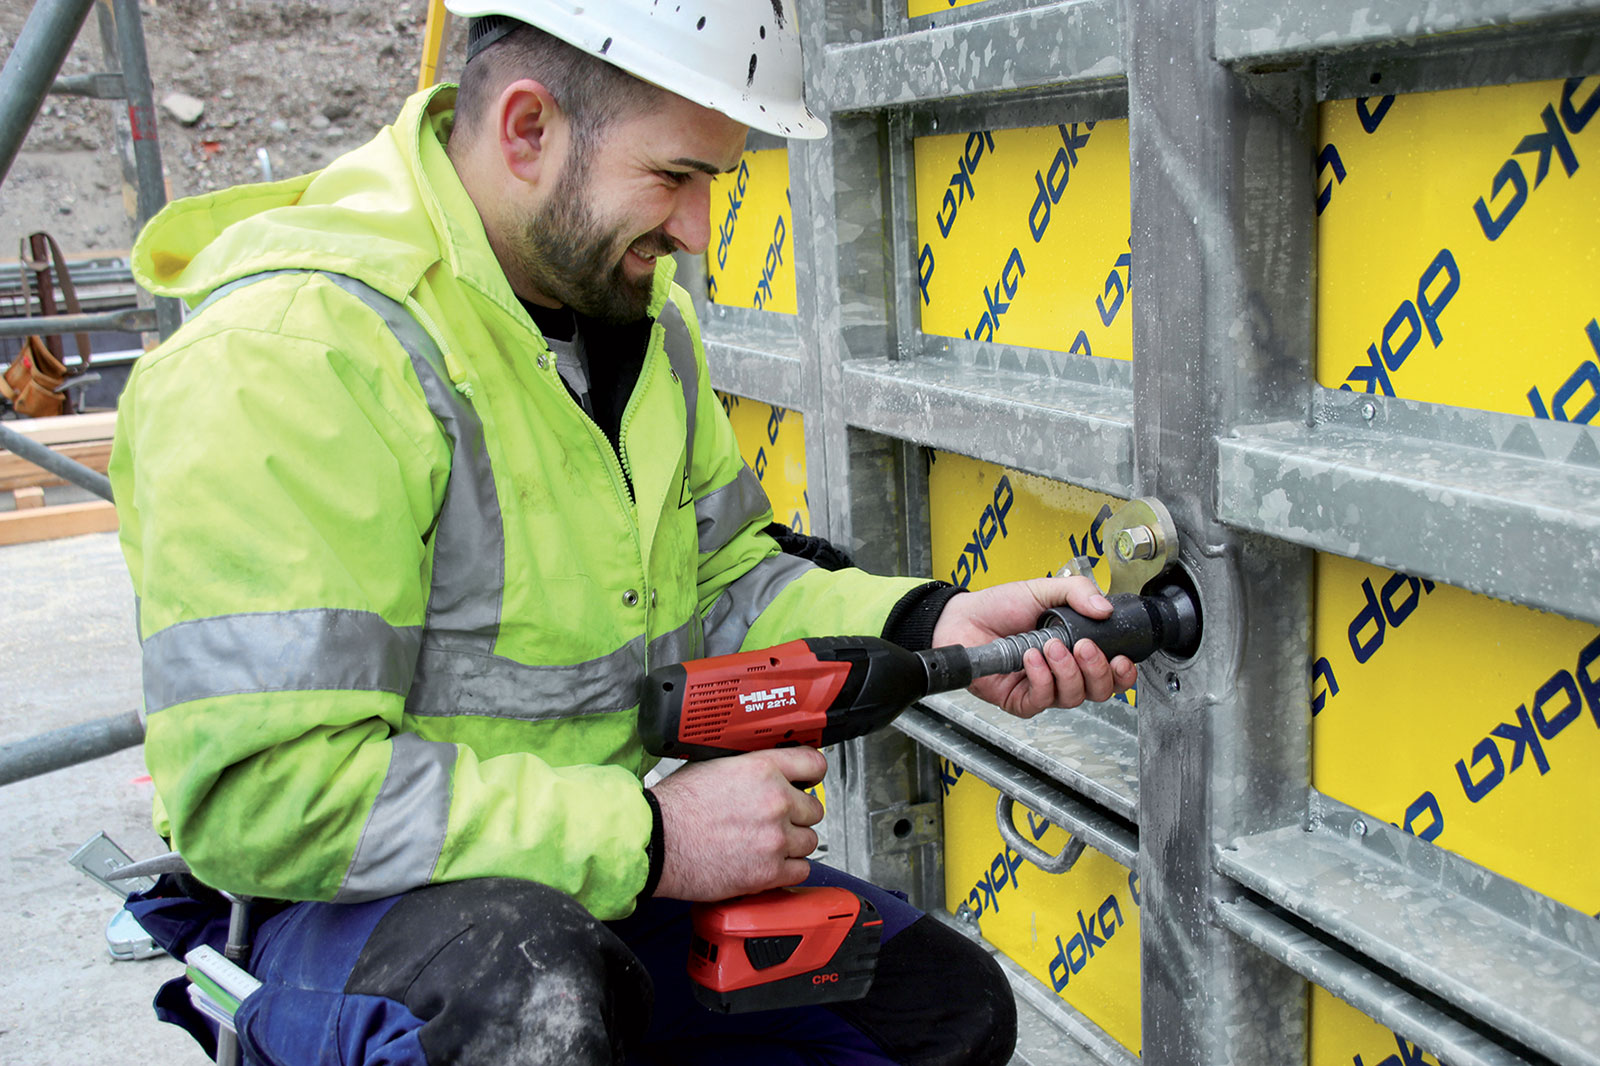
[649,747,827,901]
[932,576,1138,719]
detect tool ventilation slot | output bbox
[744,934,803,971]
[682,678,740,741]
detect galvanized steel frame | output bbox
[675,1,1600,1064]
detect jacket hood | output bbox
[133,86,488,308]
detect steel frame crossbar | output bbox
[1219,793,1600,1066]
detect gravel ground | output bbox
[2,0,466,256]
[0,532,199,1064]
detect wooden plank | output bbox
[0,440,113,491]
[12,486,45,509]
[0,499,118,545]
[0,411,117,446]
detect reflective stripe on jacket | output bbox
[111,86,927,918]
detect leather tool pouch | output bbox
[0,334,74,418]
[0,232,92,418]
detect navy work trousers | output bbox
[129,863,1016,1065]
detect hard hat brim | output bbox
[447,2,829,140]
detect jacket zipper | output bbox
[614,345,660,637]
[561,336,638,518]
[615,352,651,511]
[551,326,659,622]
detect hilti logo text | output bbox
[739,686,798,713]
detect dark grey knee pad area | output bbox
[344,878,653,1065]
[829,915,1019,1066]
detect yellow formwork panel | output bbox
[909,0,991,17]
[1312,552,1600,914]
[1312,552,1600,1057]
[927,451,1124,590]
[715,392,809,534]
[706,149,797,314]
[929,450,1138,1047]
[914,121,1132,359]
[943,764,1142,1055]
[1316,77,1600,1053]
[1316,77,1600,418]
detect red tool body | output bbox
[642,635,926,761]
[640,586,1200,1012]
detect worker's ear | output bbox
[495,78,563,187]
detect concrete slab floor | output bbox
[1,532,201,1063]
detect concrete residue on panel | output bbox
[1258,487,1294,527]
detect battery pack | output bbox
[688,885,883,1013]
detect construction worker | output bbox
[110,1,1137,1062]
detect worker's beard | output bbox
[512,154,670,325]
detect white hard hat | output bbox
[444,1,827,140]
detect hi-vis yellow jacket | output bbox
[110,86,926,919]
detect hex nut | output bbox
[1114,524,1159,562]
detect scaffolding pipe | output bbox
[49,71,124,99]
[0,0,99,186]
[0,306,157,338]
[0,420,114,500]
[0,709,144,787]
[107,0,181,339]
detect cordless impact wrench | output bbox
[638,582,1200,1013]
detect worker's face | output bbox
[515,92,747,323]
